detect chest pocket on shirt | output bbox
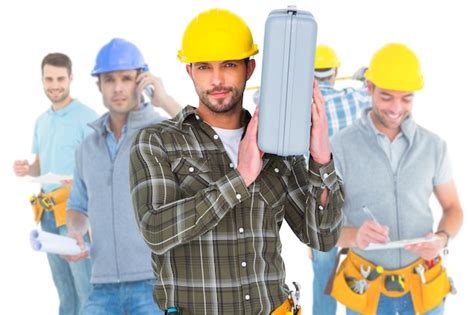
[172,157,212,197]
[258,158,292,208]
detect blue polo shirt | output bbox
[32,99,98,192]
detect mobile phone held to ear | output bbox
[144,85,154,98]
[137,69,154,99]
[258,6,317,156]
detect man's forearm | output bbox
[29,157,41,177]
[67,210,90,236]
[437,205,463,241]
[154,94,182,117]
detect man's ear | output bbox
[246,59,256,80]
[186,64,192,78]
[367,81,375,95]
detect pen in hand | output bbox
[362,205,390,241]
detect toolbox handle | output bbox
[287,5,297,14]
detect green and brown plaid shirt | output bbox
[130,106,343,314]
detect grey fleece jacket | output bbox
[74,105,165,283]
[331,108,451,269]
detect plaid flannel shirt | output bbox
[320,81,371,137]
[129,105,343,314]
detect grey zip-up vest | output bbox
[77,105,165,283]
[331,108,450,269]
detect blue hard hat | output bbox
[91,38,148,76]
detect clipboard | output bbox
[364,235,439,251]
[28,173,72,184]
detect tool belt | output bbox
[29,186,70,227]
[271,297,301,315]
[329,250,451,314]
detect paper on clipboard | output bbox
[364,235,439,251]
[28,173,72,184]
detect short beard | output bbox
[199,86,243,114]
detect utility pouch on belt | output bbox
[271,282,302,315]
[29,186,70,227]
[329,249,451,314]
[271,297,301,315]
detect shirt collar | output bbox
[101,101,150,135]
[363,108,417,144]
[102,115,127,136]
[318,81,334,89]
[47,99,78,117]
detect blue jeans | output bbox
[312,247,338,315]
[83,280,164,315]
[346,293,445,315]
[41,210,92,315]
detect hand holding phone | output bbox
[144,85,154,98]
[137,70,153,97]
[136,70,182,117]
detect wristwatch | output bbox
[435,230,451,248]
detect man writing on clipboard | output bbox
[329,43,463,315]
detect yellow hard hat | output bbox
[314,45,341,69]
[365,43,424,91]
[178,9,259,63]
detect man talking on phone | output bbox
[63,38,181,314]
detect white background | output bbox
[0,0,472,314]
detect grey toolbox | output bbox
[258,5,317,156]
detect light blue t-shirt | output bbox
[32,99,98,192]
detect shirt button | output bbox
[229,163,234,168]
[323,173,329,180]
[245,294,250,300]
[189,167,194,173]
[236,193,241,200]
[241,261,247,267]
[274,168,279,173]
[239,228,244,234]
[318,205,324,211]
[213,134,219,140]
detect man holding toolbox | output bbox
[330,43,463,314]
[130,8,343,315]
